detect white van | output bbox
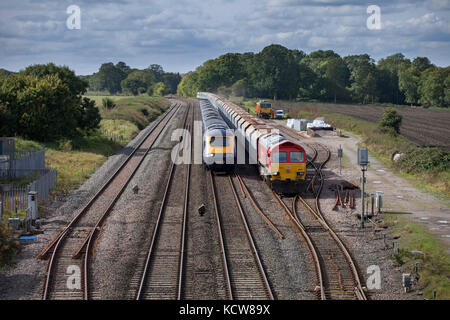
[275,110,284,119]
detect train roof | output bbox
[199,99,230,131]
[259,133,303,151]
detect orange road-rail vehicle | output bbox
[256,100,274,119]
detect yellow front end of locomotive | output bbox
[206,136,235,155]
[270,163,306,181]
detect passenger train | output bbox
[198,98,235,170]
[197,92,306,193]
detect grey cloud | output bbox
[0,0,449,75]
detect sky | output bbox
[0,0,449,75]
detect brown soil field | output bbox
[272,101,450,151]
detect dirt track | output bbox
[271,101,450,151]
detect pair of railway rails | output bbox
[38,100,366,300]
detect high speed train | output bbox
[198,92,306,192]
[198,96,235,170]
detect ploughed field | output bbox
[274,101,450,151]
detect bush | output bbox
[379,108,402,134]
[0,222,20,267]
[102,97,117,110]
[397,147,450,174]
[58,139,72,152]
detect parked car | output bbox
[275,109,284,119]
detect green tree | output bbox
[90,62,127,94]
[115,61,132,75]
[324,57,349,102]
[162,72,182,94]
[412,57,434,72]
[377,53,410,104]
[177,72,199,97]
[379,108,402,134]
[77,97,101,133]
[248,44,301,100]
[301,51,347,101]
[231,79,247,97]
[0,74,80,140]
[344,54,378,103]
[121,70,155,95]
[152,82,167,96]
[418,67,450,108]
[22,63,88,97]
[398,65,420,105]
[0,68,12,78]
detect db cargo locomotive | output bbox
[198,95,235,170]
[198,92,306,192]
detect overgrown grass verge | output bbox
[379,212,450,300]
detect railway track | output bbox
[300,143,366,300]
[38,102,182,300]
[266,122,367,300]
[209,171,274,300]
[136,100,193,300]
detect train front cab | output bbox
[259,140,307,193]
[203,129,235,171]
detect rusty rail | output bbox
[301,143,367,300]
[235,174,284,240]
[136,101,191,300]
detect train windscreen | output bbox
[290,152,304,163]
[272,152,287,163]
[210,136,230,147]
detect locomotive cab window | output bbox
[210,136,229,147]
[272,152,287,163]
[290,152,304,163]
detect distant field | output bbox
[273,101,450,151]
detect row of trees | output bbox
[0,64,101,141]
[177,45,450,108]
[84,62,181,96]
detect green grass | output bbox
[45,147,107,192]
[380,212,450,299]
[100,119,139,142]
[2,209,27,219]
[97,95,169,129]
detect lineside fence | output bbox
[1,148,45,179]
[1,168,57,212]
